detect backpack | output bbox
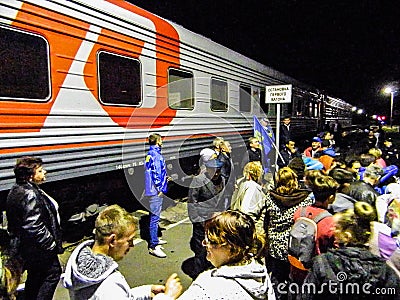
[287,207,331,270]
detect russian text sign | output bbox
[265,84,292,104]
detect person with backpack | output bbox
[301,202,400,300]
[288,174,339,286]
[263,167,313,299]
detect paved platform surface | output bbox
[54,201,194,299]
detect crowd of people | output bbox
[182,120,400,299]
[1,122,400,299]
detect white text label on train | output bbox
[265,84,292,104]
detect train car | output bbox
[322,95,353,129]
[0,0,352,219]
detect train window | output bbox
[308,102,313,117]
[282,103,292,116]
[98,52,141,106]
[260,88,269,113]
[168,69,194,109]
[239,85,251,112]
[296,98,303,116]
[314,103,319,117]
[0,27,50,100]
[210,78,228,111]
[268,103,276,116]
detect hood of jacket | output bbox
[326,247,390,283]
[329,192,357,213]
[62,240,118,293]
[269,189,310,207]
[211,260,271,299]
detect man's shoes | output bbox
[158,238,167,245]
[149,245,167,258]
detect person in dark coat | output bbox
[186,158,225,279]
[301,201,400,300]
[218,140,235,210]
[241,137,262,171]
[278,140,301,168]
[347,165,382,205]
[6,157,63,300]
[279,116,292,147]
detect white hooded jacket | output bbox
[62,240,171,300]
[178,260,275,300]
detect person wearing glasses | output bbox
[178,210,275,300]
[63,204,182,300]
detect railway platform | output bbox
[54,201,194,299]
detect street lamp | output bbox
[384,87,395,127]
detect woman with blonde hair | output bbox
[263,167,313,298]
[178,210,275,299]
[231,161,265,231]
[369,147,387,168]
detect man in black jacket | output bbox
[6,156,63,300]
[186,158,224,279]
[277,140,301,168]
[279,116,292,147]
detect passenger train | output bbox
[0,0,352,219]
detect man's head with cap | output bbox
[313,137,322,143]
[311,137,322,150]
[204,158,223,169]
[204,158,223,180]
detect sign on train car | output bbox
[265,84,292,104]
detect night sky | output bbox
[128,1,399,116]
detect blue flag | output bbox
[253,116,275,172]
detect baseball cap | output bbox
[312,137,322,143]
[204,159,224,168]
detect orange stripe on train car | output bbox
[0,3,91,133]
[2,1,181,133]
[104,0,181,128]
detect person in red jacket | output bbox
[303,137,322,158]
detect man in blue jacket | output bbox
[145,133,169,258]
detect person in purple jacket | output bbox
[144,133,170,258]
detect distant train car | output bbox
[0,0,352,217]
[323,95,353,128]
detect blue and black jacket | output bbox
[144,145,168,196]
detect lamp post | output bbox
[384,87,395,127]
